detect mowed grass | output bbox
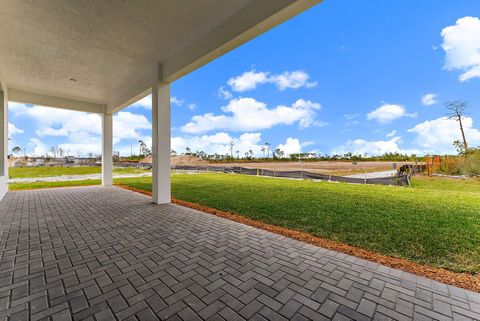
[8,173,480,273]
[10,179,101,190]
[411,175,480,193]
[9,166,149,178]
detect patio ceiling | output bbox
[0,0,321,113]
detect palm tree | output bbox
[264,142,270,159]
[12,146,21,156]
[138,140,147,156]
[229,141,234,158]
[275,148,284,159]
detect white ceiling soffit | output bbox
[0,0,322,113]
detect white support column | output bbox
[0,88,8,200]
[152,64,171,204]
[102,113,113,186]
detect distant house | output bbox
[34,158,45,166]
[64,156,75,164]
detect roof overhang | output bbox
[0,0,322,113]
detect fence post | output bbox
[364,171,367,184]
[301,170,303,180]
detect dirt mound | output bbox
[140,155,208,165]
[172,155,208,165]
[140,155,153,163]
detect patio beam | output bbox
[0,87,8,200]
[8,89,105,113]
[151,64,171,204]
[101,113,113,186]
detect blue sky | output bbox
[8,0,480,157]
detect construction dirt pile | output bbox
[140,155,208,165]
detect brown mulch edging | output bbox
[114,184,480,293]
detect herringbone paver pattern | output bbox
[0,186,478,321]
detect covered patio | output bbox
[0,186,478,320]
[1,1,480,320]
[0,0,321,202]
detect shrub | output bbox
[461,149,480,177]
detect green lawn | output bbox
[411,175,480,193]
[8,173,480,273]
[9,166,149,178]
[9,179,101,190]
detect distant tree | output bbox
[264,142,271,159]
[138,140,147,156]
[275,148,284,159]
[12,146,21,156]
[446,101,469,153]
[229,141,234,158]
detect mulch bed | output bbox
[115,184,480,293]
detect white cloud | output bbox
[227,70,317,92]
[228,70,269,92]
[421,93,438,106]
[131,96,151,109]
[130,95,192,110]
[218,86,233,100]
[275,138,313,156]
[344,113,359,120]
[386,130,397,138]
[441,16,480,82]
[172,132,264,156]
[272,71,318,91]
[187,103,197,111]
[408,116,480,154]
[113,112,151,143]
[343,113,360,127]
[170,96,184,106]
[332,136,407,156]
[367,103,417,123]
[8,122,23,136]
[28,138,48,156]
[10,104,151,156]
[11,104,101,138]
[181,98,323,134]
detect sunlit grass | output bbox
[9,166,149,178]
